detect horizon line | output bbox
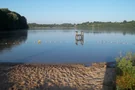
[28,20,135,24]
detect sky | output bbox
[0,0,135,24]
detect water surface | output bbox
[0,29,135,64]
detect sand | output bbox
[0,63,115,90]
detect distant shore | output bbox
[28,26,75,30]
[28,20,135,31]
[0,62,115,90]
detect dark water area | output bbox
[0,29,135,64]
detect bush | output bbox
[116,52,135,90]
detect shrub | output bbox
[116,52,135,90]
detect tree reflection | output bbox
[0,30,28,53]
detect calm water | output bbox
[0,29,135,64]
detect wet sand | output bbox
[0,63,115,90]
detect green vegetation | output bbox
[28,21,135,31]
[0,8,28,30]
[76,21,135,30]
[28,23,75,29]
[116,52,135,90]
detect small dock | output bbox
[75,31,84,45]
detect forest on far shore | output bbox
[28,20,135,30]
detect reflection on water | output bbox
[0,30,28,53]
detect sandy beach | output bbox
[0,63,115,90]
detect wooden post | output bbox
[75,39,78,45]
[81,31,84,36]
[76,31,78,36]
[81,31,84,45]
[75,31,78,40]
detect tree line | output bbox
[28,20,135,30]
[28,23,75,29]
[0,8,135,31]
[76,20,135,30]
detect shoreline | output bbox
[0,61,116,67]
[0,62,116,90]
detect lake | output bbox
[0,29,135,64]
